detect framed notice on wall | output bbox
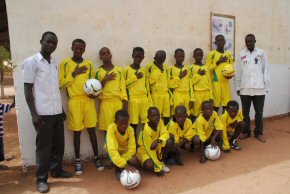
[210,12,236,59]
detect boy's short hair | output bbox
[175,106,187,114]
[174,48,184,54]
[227,100,239,109]
[72,39,86,47]
[99,47,109,55]
[132,47,144,55]
[245,34,256,40]
[193,48,203,54]
[41,31,57,40]
[148,107,159,115]
[215,34,225,40]
[115,109,129,121]
[201,100,212,109]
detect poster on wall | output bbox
[210,12,236,59]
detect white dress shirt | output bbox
[22,52,62,115]
[234,48,270,96]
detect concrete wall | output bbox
[6,0,290,166]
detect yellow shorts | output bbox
[68,96,97,131]
[191,90,211,116]
[99,98,123,131]
[151,93,171,117]
[128,96,149,124]
[136,145,163,169]
[172,91,190,115]
[212,81,232,107]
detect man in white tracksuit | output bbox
[234,34,270,143]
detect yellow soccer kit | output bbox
[220,110,243,150]
[146,63,171,117]
[193,111,224,142]
[95,66,128,131]
[190,64,213,116]
[206,50,234,107]
[168,65,194,115]
[59,58,97,131]
[167,118,195,144]
[123,65,152,124]
[137,121,169,172]
[106,123,136,168]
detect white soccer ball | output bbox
[205,144,221,160]
[120,170,141,189]
[84,79,102,96]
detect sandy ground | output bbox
[0,98,290,194]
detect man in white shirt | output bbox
[23,31,72,193]
[234,34,270,143]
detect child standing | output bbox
[146,50,171,125]
[168,49,194,116]
[192,101,224,163]
[106,110,139,180]
[137,107,172,176]
[123,47,151,139]
[206,35,234,113]
[0,97,15,170]
[190,48,213,122]
[221,100,245,152]
[59,39,104,175]
[95,47,128,132]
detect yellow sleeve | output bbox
[106,126,127,168]
[214,114,225,131]
[121,127,136,161]
[207,67,214,99]
[119,69,128,101]
[191,66,202,85]
[189,74,195,102]
[183,120,195,141]
[168,67,181,89]
[123,67,138,89]
[59,60,75,89]
[141,126,163,172]
[195,118,207,142]
[147,65,161,86]
[220,113,230,150]
[167,121,179,143]
[158,122,170,143]
[205,51,217,71]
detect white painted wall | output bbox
[6,0,290,166]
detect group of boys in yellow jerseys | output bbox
[59,34,245,179]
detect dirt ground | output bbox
[0,98,290,194]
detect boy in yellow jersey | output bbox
[123,47,151,139]
[206,34,234,113]
[192,101,224,163]
[168,49,194,116]
[137,107,173,176]
[146,50,171,125]
[166,106,195,165]
[190,48,213,122]
[59,39,104,175]
[95,47,128,132]
[221,100,245,152]
[106,110,139,180]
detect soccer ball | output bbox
[205,144,221,160]
[84,79,102,96]
[222,63,235,78]
[120,170,141,189]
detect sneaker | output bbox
[75,159,83,176]
[94,156,104,171]
[230,140,241,150]
[36,182,49,193]
[162,165,170,173]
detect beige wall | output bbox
[6,0,290,166]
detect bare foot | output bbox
[255,135,266,143]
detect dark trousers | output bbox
[0,137,4,162]
[240,95,265,136]
[34,114,64,183]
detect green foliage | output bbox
[0,45,12,71]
